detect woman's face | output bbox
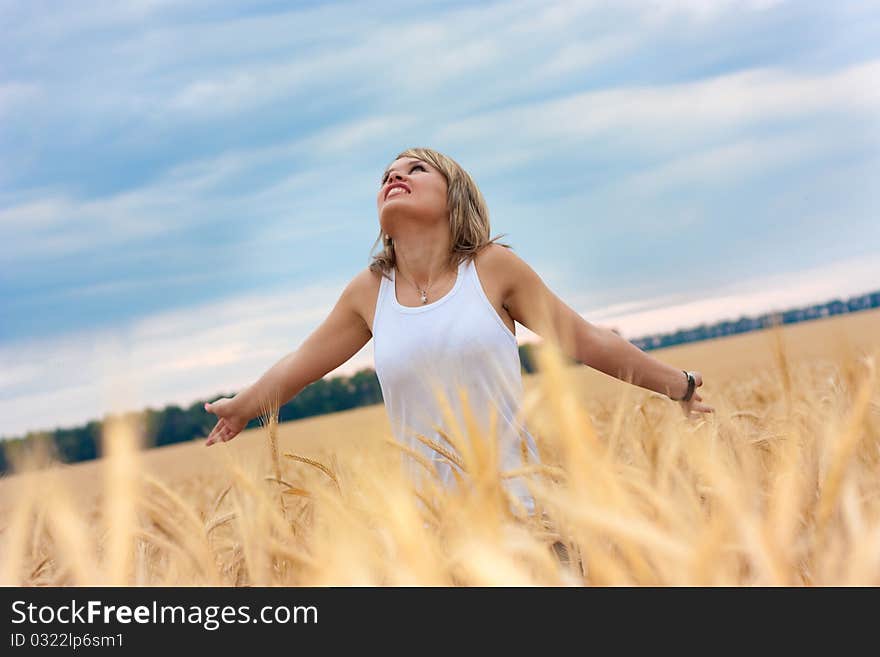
[376,156,448,234]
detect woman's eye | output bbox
[381,163,425,186]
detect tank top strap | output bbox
[372,267,394,334]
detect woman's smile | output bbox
[385,183,411,200]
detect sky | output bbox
[2,0,879,438]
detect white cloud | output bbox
[59,272,216,301]
[0,188,187,264]
[0,81,41,117]
[584,291,697,320]
[621,133,833,194]
[167,62,312,117]
[436,60,880,150]
[540,34,639,78]
[637,0,785,23]
[0,197,71,230]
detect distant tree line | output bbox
[0,355,537,474]
[629,289,880,352]
[2,290,877,474]
[0,366,386,475]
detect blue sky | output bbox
[2,0,879,438]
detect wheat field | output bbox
[1,309,878,586]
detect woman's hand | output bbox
[679,371,715,417]
[204,397,250,446]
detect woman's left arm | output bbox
[490,245,714,416]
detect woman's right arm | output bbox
[204,270,374,446]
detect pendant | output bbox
[420,290,428,304]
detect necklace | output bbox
[396,261,451,304]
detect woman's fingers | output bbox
[206,418,228,446]
[689,402,714,415]
[204,400,238,446]
[680,399,714,417]
[221,422,234,442]
[205,413,246,445]
[206,425,220,446]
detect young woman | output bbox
[204,147,713,503]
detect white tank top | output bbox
[372,256,540,509]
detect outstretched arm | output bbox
[204,271,374,445]
[487,245,713,415]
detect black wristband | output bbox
[680,370,696,402]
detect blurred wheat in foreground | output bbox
[2,327,879,586]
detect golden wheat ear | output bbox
[283,452,340,490]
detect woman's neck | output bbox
[392,225,453,286]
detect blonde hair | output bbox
[369,147,509,278]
